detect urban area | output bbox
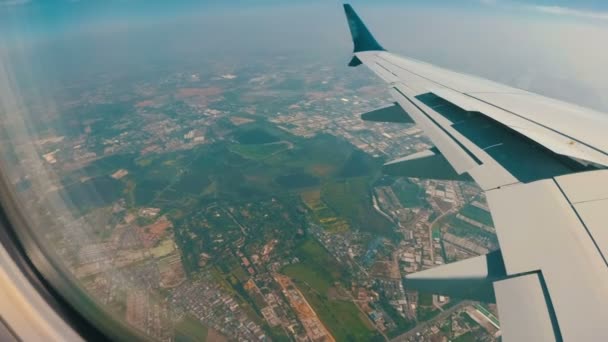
[8,53,501,342]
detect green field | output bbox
[301,189,350,233]
[322,177,397,239]
[283,263,333,294]
[234,128,279,144]
[417,306,440,322]
[418,292,433,306]
[453,331,475,342]
[263,134,353,175]
[337,150,377,178]
[460,204,493,226]
[62,127,381,217]
[283,239,344,288]
[59,176,124,213]
[228,142,288,160]
[448,216,498,245]
[229,264,250,283]
[282,238,378,341]
[449,216,479,231]
[275,172,319,189]
[304,293,376,341]
[394,179,426,208]
[174,316,208,342]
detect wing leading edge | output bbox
[342,4,608,341]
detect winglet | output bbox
[343,4,385,53]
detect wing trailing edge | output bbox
[404,250,506,303]
[383,148,471,181]
[360,103,413,123]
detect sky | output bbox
[1,0,608,111]
[2,0,608,37]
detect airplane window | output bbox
[1,1,607,341]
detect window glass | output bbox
[2,1,605,341]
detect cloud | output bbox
[0,0,31,6]
[528,5,608,21]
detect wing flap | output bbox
[486,180,608,341]
[494,274,557,342]
[382,148,470,180]
[555,170,608,264]
[404,250,505,303]
[360,103,413,123]
[571,200,608,264]
[430,88,608,167]
[394,86,584,189]
[555,169,608,203]
[471,92,608,162]
[388,85,481,175]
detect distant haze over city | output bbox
[3,0,608,112]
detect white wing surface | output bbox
[343,4,608,341]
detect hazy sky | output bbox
[2,0,608,34]
[2,0,608,111]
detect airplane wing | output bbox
[343,4,608,341]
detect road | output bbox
[390,300,474,341]
[223,207,248,236]
[432,295,447,312]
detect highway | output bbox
[390,300,474,341]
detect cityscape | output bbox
[8,51,502,341]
